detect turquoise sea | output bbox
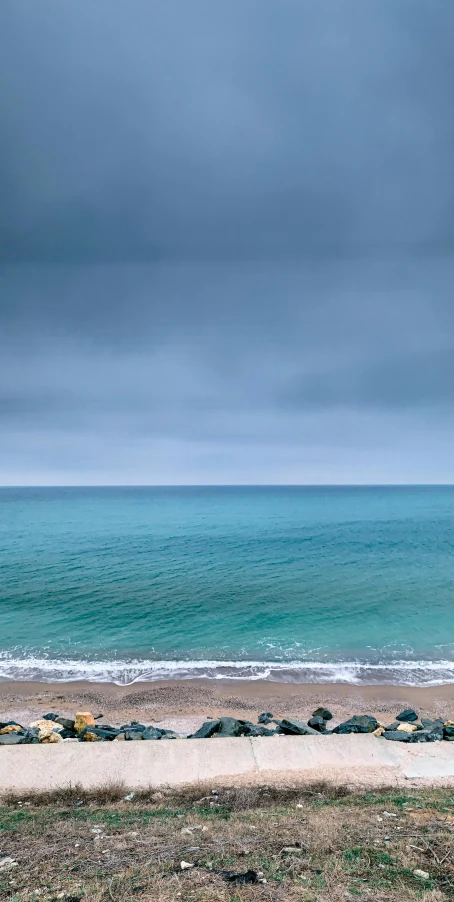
[1,486,454,685]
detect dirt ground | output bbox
[1,782,454,901]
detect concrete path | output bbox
[1,735,454,793]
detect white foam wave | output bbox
[0,655,454,686]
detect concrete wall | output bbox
[1,735,454,793]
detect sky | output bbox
[1,0,454,485]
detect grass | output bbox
[0,783,453,900]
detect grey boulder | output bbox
[258,712,274,725]
[332,715,379,734]
[307,716,327,732]
[189,720,221,739]
[273,718,320,736]
[312,707,333,721]
[396,709,418,723]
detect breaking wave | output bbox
[0,654,454,686]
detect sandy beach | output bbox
[1,679,454,736]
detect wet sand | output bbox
[1,679,454,734]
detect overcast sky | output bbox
[1,0,454,484]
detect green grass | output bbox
[1,785,453,900]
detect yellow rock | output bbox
[41,731,63,744]
[397,722,417,733]
[373,726,385,736]
[444,720,454,727]
[80,730,101,741]
[29,719,64,740]
[75,712,96,733]
[0,725,22,734]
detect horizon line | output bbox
[1,483,454,490]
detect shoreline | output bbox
[1,679,454,735]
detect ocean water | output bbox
[0,486,454,686]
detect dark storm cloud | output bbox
[1,0,454,261]
[1,1,454,483]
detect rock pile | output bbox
[1,706,453,745]
[0,713,180,745]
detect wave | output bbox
[1,655,454,686]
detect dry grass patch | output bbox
[0,785,453,901]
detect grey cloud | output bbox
[1,0,454,262]
[283,349,454,410]
[2,2,454,483]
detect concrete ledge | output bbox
[1,736,454,793]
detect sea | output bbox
[1,486,453,687]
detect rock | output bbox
[74,712,96,733]
[30,719,64,740]
[0,857,18,872]
[42,713,59,722]
[396,709,418,722]
[409,726,443,743]
[123,730,144,741]
[56,717,76,731]
[258,712,274,724]
[332,715,379,734]
[307,716,327,732]
[180,861,194,870]
[222,869,258,885]
[79,726,119,741]
[373,726,385,736]
[413,869,430,880]
[114,733,126,741]
[273,718,320,736]
[80,730,102,742]
[444,720,454,727]
[160,730,179,739]
[141,726,164,740]
[21,728,40,744]
[382,730,411,742]
[189,720,221,739]
[444,725,454,740]
[312,707,333,721]
[0,724,23,734]
[241,723,276,737]
[397,723,418,733]
[60,728,77,739]
[0,733,24,745]
[41,730,63,743]
[215,717,244,737]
